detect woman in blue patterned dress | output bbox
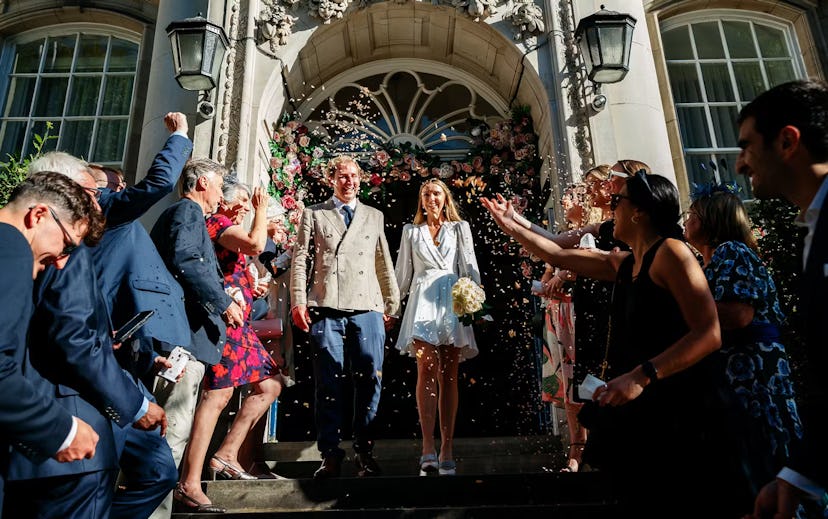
[684,188,802,512]
[176,178,284,510]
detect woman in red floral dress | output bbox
[177,178,283,508]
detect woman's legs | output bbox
[436,345,460,462]
[213,376,282,466]
[414,340,439,457]
[563,401,586,472]
[177,386,234,503]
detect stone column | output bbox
[136,0,209,228]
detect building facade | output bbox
[1,0,824,436]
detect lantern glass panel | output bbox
[597,25,625,65]
[177,31,204,73]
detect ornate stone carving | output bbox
[309,0,351,24]
[504,0,544,41]
[450,0,498,22]
[257,0,300,50]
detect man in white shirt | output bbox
[736,79,828,517]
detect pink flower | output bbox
[281,195,297,210]
[491,156,501,165]
[400,171,411,181]
[272,132,281,142]
[370,173,383,186]
[270,157,284,170]
[461,163,472,173]
[312,147,324,159]
[274,180,286,190]
[514,148,527,160]
[285,121,299,131]
[298,135,310,148]
[472,156,484,172]
[520,260,533,279]
[375,150,390,166]
[288,209,302,225]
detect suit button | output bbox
[359,271,363,275]
[359,252,363,255]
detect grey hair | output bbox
[181,158,226,194]
[221,175,250,202]
[28,151,90,183]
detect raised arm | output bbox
[481,194,619,282]
[216,187,269,256]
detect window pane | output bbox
[709,105,739,147]
[692,22,724,59]
[59,119,94,159]
[667,63,702,103]
[42,36,76,73]
[755,25,788,58]
[732,62,765,101]
[75,35,108,72]
[3,77,37,117]
[662,26,694,60]
[684,154,715,186]
[33,77,68,116]
[13,39,43,73]
[101,75,134,115]
[700,63,734,102]
[93,119,127,162]
[0,121,27,159]
[722,21,756,58]
[109,38,138,72]
[67,76,102,116]
[677,107,711,148]
[765,61,795,88]
[25,120,59,155]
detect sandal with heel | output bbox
[560,442,586,473]
[419,453,438,476]
[209,455,257,480]
[173,483,226,513]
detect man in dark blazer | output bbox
[90,112,193,519]
[0,172,102,515]
[150,158,242,511]
[4,156,168,519]
[290,156,399,480]
[737,80,828,517]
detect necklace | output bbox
[428,221,442,247]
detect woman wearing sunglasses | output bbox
[482,171,723,515]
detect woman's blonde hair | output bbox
[690,191,758,251]
[582,164,611,183]
[614,159,651,176]
[413,178,462,225]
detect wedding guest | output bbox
[290,156,400,480]
[0,172,102,511]
[482,171,721,515]
[176,179,284,509]
[392,178,480,476]
[736,80,828,518]
[684,187,802,514]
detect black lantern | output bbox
[166,15,229,91]
[575,5,636,86]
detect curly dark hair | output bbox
[9,171,105,246]
[738,80,828,162]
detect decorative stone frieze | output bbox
[503,0,544,41]
[257,0,300,51]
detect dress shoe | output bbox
[209,455,257,480]
[355,452,382,477]
[313,455,342,480]
[173,483,226,513]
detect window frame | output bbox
[0,23,141,166]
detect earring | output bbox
[631,215,639,224]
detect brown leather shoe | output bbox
[313,455,342,480]
[355,452,382,477]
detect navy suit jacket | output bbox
[150,198,229,365]
[790,196,828,489]
[93,134,193,360]
[0,225,74,479]
[7,246,144,480]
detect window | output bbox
[0,31,139,166]
[662,15,802,197]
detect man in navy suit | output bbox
[151,158,241,511]
[737,80,828,517]
[0,172,102,515]
[4,154,169,519]
[89,112,193,519]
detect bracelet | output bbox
[512,212,532,230]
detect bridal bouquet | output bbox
[451,277,493,326]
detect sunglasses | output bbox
[610,193,631,211]
[47,206,79,256]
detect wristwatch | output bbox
[641,360,658,383]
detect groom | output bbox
[290,155,399,479]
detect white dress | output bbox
[394,221,480,360]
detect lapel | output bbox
[339,201,367,250]
[418,223,448,269]
[320,199,347,236]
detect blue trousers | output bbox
[310,309,385,459]
[111,379,177,519]
[4,469,118,519]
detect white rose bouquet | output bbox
[451,277,493,326]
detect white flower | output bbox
[451,277,486,317]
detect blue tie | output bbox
[342,205,354,227]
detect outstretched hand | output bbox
[251,186,268,211]
[480,194,518,234]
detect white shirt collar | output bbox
[331,196,357,211]
[798,176,828,269]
